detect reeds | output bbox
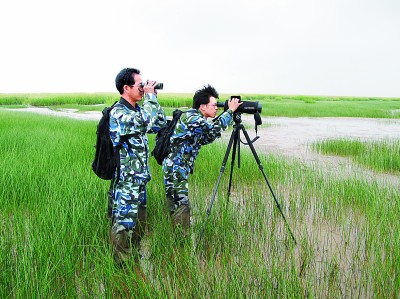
[313,138,400,174]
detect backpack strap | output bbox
[111,135,130,186]
[169,108,183,143]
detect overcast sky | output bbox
[1,0,399,97]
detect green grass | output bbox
[313,138,400,174]
[0,92,118,106]
[1,92,400,118]
[1,110,399,297]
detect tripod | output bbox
[197,113,296,247]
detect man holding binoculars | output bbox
[108,67,166,264]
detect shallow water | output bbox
[240,115,400,187]
[252,116,400,159]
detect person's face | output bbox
[125,73,144,103]
[200,96,218,118]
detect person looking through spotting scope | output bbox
[162,84,242,235]
[109,67,166,264]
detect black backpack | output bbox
[92,101,121,180]
[152,109,183,165]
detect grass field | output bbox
[0,94,399,298]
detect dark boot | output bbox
[132,206,147,248]
[110,227,132,264]
[172,205,190,237]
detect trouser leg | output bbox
[132,189,148,248]
[163,162,190,233]
[110,179,146,263]
[163,163,189,211]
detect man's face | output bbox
[126,73,144,103]
[201,96,218,118]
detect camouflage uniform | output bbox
[162,108,233,227]
[109,94,166,262]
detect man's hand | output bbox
[227,97,242,113]
[144,80,157,95]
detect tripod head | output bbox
[232,112,260,145]
[233,112,243,124]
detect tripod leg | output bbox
[206,126,238,215]
[239,125,297,245]
[227,127,240,197]
[196,126,238,250]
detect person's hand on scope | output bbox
[228,97,242,113]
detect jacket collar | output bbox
[119,97,140,111]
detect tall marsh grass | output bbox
[1,110,399,298]
[313,138,400,174]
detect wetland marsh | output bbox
[1,93,399,298]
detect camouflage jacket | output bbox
[167,108,233,172]
[109,94,166,181]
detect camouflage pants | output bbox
[110,176,147,234]
[109,176,147,263]
[163,158,191,235]
[163,158,190,213]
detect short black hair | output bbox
[192,84,219,109]
[115,68,141,94]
